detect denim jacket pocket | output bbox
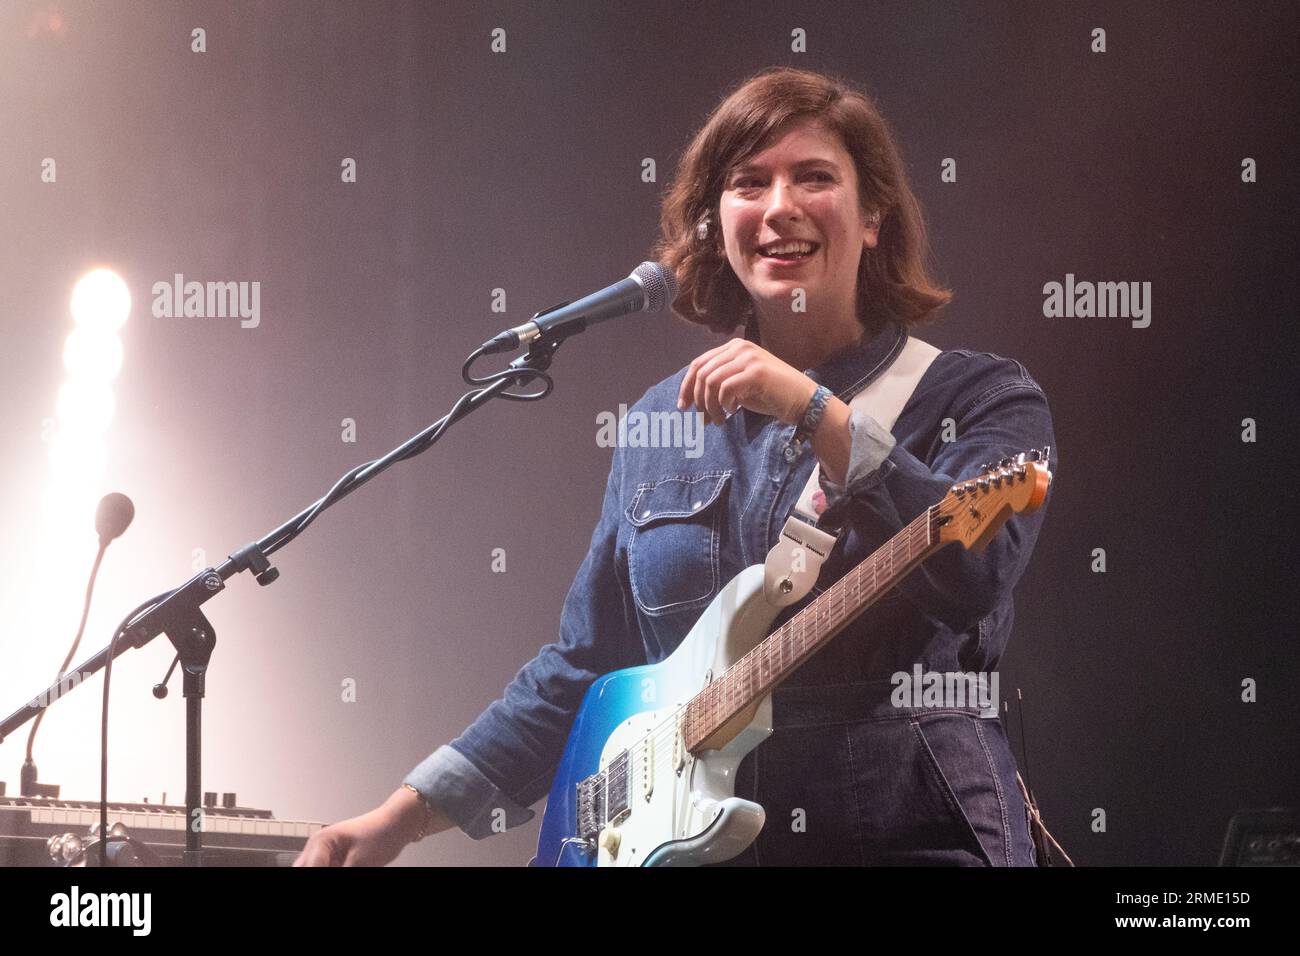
[625,471,732,617]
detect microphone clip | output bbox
[479,299,577,355]
[230,541,280,587]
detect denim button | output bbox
[783,444,798,462]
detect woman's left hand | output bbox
[677,337,817,427]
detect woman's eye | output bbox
[733,172,832,189]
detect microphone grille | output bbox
[632,261,678,312]
[95,491,135,543]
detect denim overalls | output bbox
[408,320,1056,865]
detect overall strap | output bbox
[763,335,941,607]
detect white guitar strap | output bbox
[763,335,941,607]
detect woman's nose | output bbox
[764,179,801,222]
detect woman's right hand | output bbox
[293,785,449,866]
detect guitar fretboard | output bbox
[681,505,943,751]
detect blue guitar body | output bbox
[530,564,778,867]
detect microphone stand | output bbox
[0,327,571,866]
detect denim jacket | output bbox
[405,319,1058,841]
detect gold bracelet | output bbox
[402,783,435,842]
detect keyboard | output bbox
[0,795,324,866]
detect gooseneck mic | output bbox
[23,492,136,797]
[95,492,135,545]
[479,261,678,354]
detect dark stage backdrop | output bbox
[1,0,1296,867]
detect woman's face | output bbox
[718,117,878,326]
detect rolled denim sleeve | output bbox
[403,744,535,839]
[403,444,643,840]
[818,376,1057,632]
[819,407,897,498]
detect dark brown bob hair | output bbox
[652,66,951,339]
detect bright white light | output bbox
[48,433,107,488]
[70,268,131,332]
[46,268,130,500]
[62,326,124,382]
[55,379,116,435]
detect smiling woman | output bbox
[652,66,952,348]
[717,118,878,374]
[296,66,1059,869]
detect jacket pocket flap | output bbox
[625,472,731,527]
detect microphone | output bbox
[95,492,135,546]
[21,491,136,798]
[479,261,678,354]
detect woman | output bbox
[296,66,1056,867]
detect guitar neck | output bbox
[682,505,945,751]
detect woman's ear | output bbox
[863,210,882,249]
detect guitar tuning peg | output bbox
[1000,457,1014,468]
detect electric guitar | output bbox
[530,449,1052,866]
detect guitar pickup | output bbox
[640,734,654,801]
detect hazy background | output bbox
[1,0,1296,866]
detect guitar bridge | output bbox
[575,750,631,843]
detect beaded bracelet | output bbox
[793,384,833,445]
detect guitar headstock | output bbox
[937,447,1052,551]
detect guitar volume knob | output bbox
[598,827,622,857]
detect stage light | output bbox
[61,326,124,383]
[70,268,131,332]
[44,268,131,515]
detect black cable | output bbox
[1015,686,1032,796]
[26,543,106,768]
[259,346,552,560]
[98,589,175,866]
